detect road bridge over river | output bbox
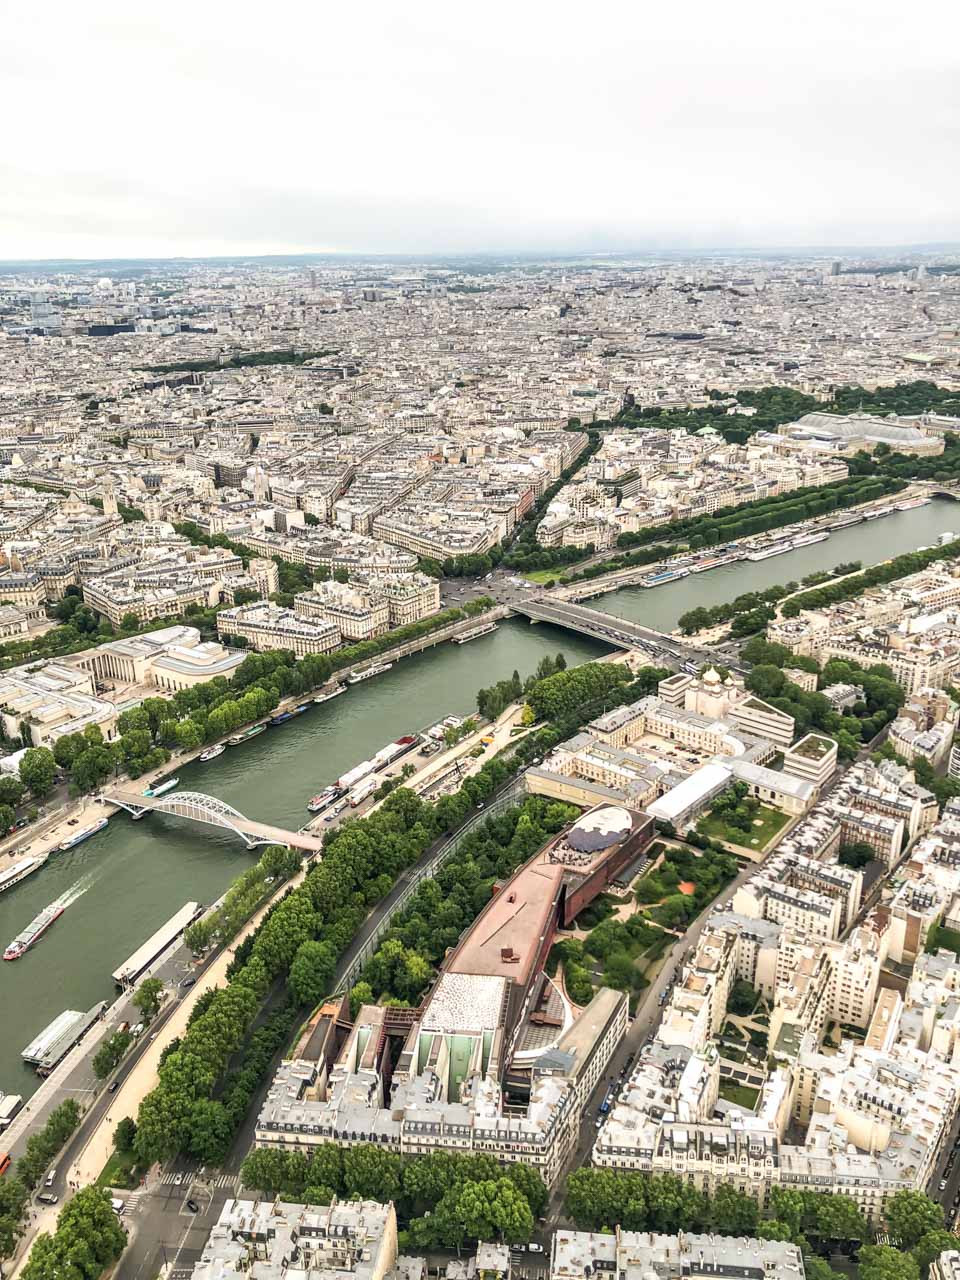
[106,789,326,854]
[510,596,748,675]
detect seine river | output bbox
[1,496,956,1099]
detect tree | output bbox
[803,1261,845,1280]
[52,734,85,770]
[92,1030,132,1079]
[912,1229,958,1273]
[288,940,337,1007]
[814,1192,867,1242]
[350,977,371,1018]
[120,612,141,632]
[187,1099,233,1164]
[711,1184,758,1235]
[20,1187,127,1280]
[858,1245,921,1280]
[19,747,56,799]
[71,746,115,793]
[727,980,758,1016]
[175,719,202,752]
[133,977,164,1022]
[113,1117,137,1153]
[839,841,875,869]
[886,1190,944,1248]
[456,1177,535,1244]
[342,1145,402,1202]
[0,776,25,807]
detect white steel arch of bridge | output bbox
[109,789,278,849]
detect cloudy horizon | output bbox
[3,0,958,261]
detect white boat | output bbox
[58,818,109,851]
[745,542,794,561]
[452,622,499,644]
[313,684,346,704]
[691,552,743,573]
[791,531,830,548]
[199,745,226,762]
[143,777,179,799]
[347,663,393,685]
[0,857,40,896]
[307,786,343,814]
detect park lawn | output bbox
[718,1079,760,1108]
[696,802,789,850]
[524,567,561,584]
[97,1149,145,1190]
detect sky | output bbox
[3,0,958,260]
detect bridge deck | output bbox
[110,790,325,853]
[511,598,746,674]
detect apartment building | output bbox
[550,1232,805,1280]
[355,572,441,626]
[295,582,390,641]
[216,604,341,656]
[782,734,838,788]
[189,1198,398,1280]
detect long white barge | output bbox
[111,900,202,987]
[22,1001,108,1075]
[0,856,40,896]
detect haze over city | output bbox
[4,0,959,260]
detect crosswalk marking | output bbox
[158,1172,238,1189]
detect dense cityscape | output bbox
[2,250,960,1280]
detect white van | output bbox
[111,1198,125,1216]
[44,1169,56,1188]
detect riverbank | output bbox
[555,488,939,604]
[589,495,960,635]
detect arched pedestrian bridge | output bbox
[107,788,325,854]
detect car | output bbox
[108,1080,120,1093]
[181,976,197,988]
[941,1178,948,1191]
[173,1172,185,1187]
[186,1199,200,1213]
[529,1244,544,1254]
[37,1193,58,1206]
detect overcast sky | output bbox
[3,0,958,259]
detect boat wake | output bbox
[57,874,95,909]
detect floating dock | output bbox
[23,1002,107,1075]
[111,901,202,987]
[451,621,499,644]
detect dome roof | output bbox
[567,805,633,852]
